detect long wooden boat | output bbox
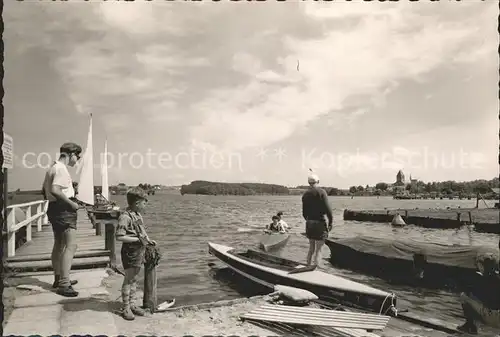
[208,242,397,314]
[258,233,290,252]
[325,236,499,290]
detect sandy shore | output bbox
[102,269,275,335]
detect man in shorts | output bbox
[42,142,82,297]
[301,171,333,266]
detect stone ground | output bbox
[3,269,118,335]
[2,268,274,336]
[4,268,498,336]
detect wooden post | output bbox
[104,221,116,268]
[42,201,48,225]
[7,206,15,257]
[143,264,157,313]
[476,193,479,208]
[36,203,42,231]
[25,205,32,243]
[95,221,102,236]
[405,210,408,218]
[3,168,8,233]
[468,211,473,224]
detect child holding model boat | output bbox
[116,187,157,320]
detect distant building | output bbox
[392,170,407,193]
[395,170,405,186]
[385,170,419,195]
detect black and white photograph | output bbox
[2,1,499,336]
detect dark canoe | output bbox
[258,233,290,252]
[208,242,396,314]
[325,236,499,290]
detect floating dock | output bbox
[343,208,500,234]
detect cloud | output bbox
[187,2,494,152]
[5,1,497,188]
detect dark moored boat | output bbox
[258,233,290,252]
[208,242,397,314]
[325,236,499,290]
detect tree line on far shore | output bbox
[180,181,289,195]
[346,177,499,198]
[180,177,499,197]
[10,177,499,198]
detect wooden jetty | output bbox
[343,208,500,234]
[3,200,116,274]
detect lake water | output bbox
[111,192,498,324]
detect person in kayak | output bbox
[266,215,286,233]
[457,256,500,334]
[277,211,290,231]
[301,170,333,266]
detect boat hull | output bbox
[208,242,395,314]
[88,209,121,220]
[258,233,290,252]
[325,236,499,290]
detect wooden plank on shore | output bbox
[251,308,389,324]
[246,310,388,327]
[6,249,109,262]
[259,305,388,321]
[242,314,386,330]
[244,305,389,330]
[247,312,380,337]
[258,321,380,337]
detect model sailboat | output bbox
[77,113,119,214]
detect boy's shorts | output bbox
[47,201,77,233]
[121,242,146,269]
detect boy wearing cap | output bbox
[42,142,82,297]
[301,170,333,266]
[116,187,156,320]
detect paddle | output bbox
[288,264,317,274]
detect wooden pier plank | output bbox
[5,209,110,273]
[6,249,110,262]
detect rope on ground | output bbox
[379,292,398,317]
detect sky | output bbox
[4,1,499,190]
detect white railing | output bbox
[5,200,49,257]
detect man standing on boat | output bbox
[42,142,82,297]
[301,170,333,266]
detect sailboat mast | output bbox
[76,113,95,206]
[101,138,109,201]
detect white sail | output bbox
[101,138,109,201]
[77,114,95,205]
